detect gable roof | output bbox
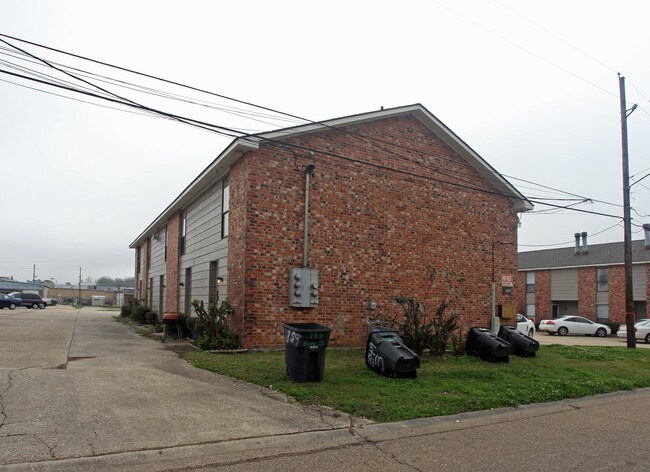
[130,103,532,248]
[518,239,650,271]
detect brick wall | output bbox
[142,238,150,306]
[165,211,181,313]
[534,270,551,319]
[578,267,596,317]
[228,115,520,348]
[608,265,625,324]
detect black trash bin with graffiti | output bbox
[283,323,332,382]
[365,330,420,379]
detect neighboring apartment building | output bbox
[518,228,650,324]
[130,104,532,348]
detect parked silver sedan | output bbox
[539,316,610,337]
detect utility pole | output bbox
[619,74,637,349]
[78,267,82,306]
[32,264,36,283]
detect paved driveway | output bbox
[0,306,359,469]
[535,330,650,348]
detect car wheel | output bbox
[558,327,569,336]
[32,303,39,309]
[645,333,650,344]
[528,329,534,337]
[38,303,45,309]
[595,328,607,337]
[9,303,16,310]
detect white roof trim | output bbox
[129,139,258,248]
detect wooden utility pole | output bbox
[619,74,636,349]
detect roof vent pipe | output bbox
[581,232,588,255]
[644,224,650,249]
[574,233,581,255]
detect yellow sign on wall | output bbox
[501,304,517,320]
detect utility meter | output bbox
[290,268,319,307]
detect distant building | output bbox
[518,229,650,323]
[0,279,45,295]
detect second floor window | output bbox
[180,211,187,255]
[597,267,609,292]
[221,176,230,239]
[526,272,535,293]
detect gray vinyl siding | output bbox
[179,178,229,310]
[149,228,167,313]
[633,264,647,301]
[550,268,578,300]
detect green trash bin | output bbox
[283,323,332,382]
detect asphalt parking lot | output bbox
[534,329,650,348]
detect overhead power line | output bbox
[2,35,645,223]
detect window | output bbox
[147,237,152,269]
[148,277,153,305]
[597,304,609,321]
[221,176,230,239]
[526,304,535,318]
[209,260,219,304]
[526,272,535,293]
[596,268,608,292]
[136,246,141,275]
[180,210,187,255]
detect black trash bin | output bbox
[365,330,420,378]
[283,323,332,382]
[465,327,512,363]
[498,326,539,357]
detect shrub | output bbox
[606,322,620,335]
[389,266,464,357]
[146,311,159,325]
[191,299,240,350]
[131,306,150,324]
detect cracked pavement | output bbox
[0,306,367,470]
[2,306,650,471]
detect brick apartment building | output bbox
[518,228,650,324]
[130,104,532,348]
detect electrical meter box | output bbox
[290,268,319,308]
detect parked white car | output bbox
[618,319,650,344]
[516,314,535,337]
[539,316,610,337]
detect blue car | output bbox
[0,293,22,310]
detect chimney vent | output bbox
[581,232,588,254]
[644,224,650,249]
[574,233,581,255]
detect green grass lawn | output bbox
[184,346,650,423]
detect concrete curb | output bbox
[5,388,650,472]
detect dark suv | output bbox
[7,292,45,309]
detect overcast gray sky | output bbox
[1,0,649,285]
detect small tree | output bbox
[390,266,465,356]
[191,299,240,350]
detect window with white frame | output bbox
[596,267,608,292]
[526,272,535,293]
[526,304,536,318]
[180,210,187,256]
[221,176,230,238]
